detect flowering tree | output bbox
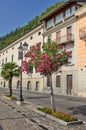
[23,40,69,112]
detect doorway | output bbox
[17,80,20,89]
[36,81,39,91]
[27,81,31,90]
[67,75,73,95]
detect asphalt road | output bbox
[0,87,86,122]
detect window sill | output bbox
[64,14,75,21]
[46,26,53,30]
[55,20,63,26]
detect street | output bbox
[0,89,86,130]
[0,87,86,122]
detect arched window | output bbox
[3,81,6,88]
[47,75,51,87]
[27,81,31,90]
[36,81,39,91]
[17,80,20,89]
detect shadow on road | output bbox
[68,105,86,116]
[0,125,3,130]
[24,95,50,99]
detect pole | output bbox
[17,48,24,103]
[19,51,23,101]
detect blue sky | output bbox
[0,0,63,37]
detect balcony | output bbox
[57,34,74,44]
[79,27,86,40]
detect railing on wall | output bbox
[57,33,74,44]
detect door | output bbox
[67,75,72,95]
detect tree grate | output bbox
[21,113,27,117]
[30,119,37,123]
[17,110,22,113]
[30,119,49,130]
[38,125,49,130]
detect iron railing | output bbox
[57,33,74,44]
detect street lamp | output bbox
[17,42,28,104]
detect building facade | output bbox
[0,0,86,97]
[76,4,86,96]
[0,25,44,92]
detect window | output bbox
[30,36,33,40]
[27,81,31,90]
[55,13,63,23]
[68,56,72,65]
[56,31,60,44]
[11,55,14,62]
[48,35,51,41]
[76,5,81,10]
[47,75,51,87]
[28,66,33,74]
[38,31,41,35]
[30,45,35,52]
[36,81,39,91]
[65,8,71,17]
[35,67,37,73]
[47,19,54,28]
[67,26,72,40]
[56,75,60,87]
[5,57,7,63]
[2,59,4,65]
[71,6,75,14]
[12,47,14,50]
[68,52,72,65]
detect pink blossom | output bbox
[49,47,53,51]
[36,47,39,51]
[45,55,49,59]
[57,62,60,66]
[56,55,61,59]
[62,48,66,52]
[41,60,45,63]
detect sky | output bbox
[0,0,63,37]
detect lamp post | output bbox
[17,42,28,104]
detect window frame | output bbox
[56,75,61,88]
[55,13,63,23]
[65,8,71,17]
[46,18,54,28]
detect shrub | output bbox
[38,107,52,114]
[5,94,17,100]
[38,107,77,122]
[52,112,77,122]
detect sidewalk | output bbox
[0,95,86,130]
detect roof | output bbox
[41,0,86,21]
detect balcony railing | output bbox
[79,27,86,40]
[57,33,74,44]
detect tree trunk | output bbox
[9,79,12,96]
[50,74,56,112]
